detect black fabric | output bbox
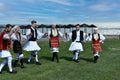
[92,33,100,41]
[52,53,56,61]
[13,40,22,53]
[13,60,18,67]
[29,28,37,41]
[52,52,59,62]
[72,30,83,42]
[20,59,24,66]
[55,52,59,62]
[94,56,99,63]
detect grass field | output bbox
[0,39,120,80]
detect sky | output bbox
[0,0,120,28]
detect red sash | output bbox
[50,37,59,48]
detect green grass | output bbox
[0,39,120,80]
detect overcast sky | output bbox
[0,0,120,28]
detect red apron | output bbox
[50,37,59,48]
[92,40,101,53]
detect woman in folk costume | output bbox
[47,25,64,63]
[0,24,17,74]
[66,24,86,63]
[11,25,27,68]
[23,20,44,65]
[88,28,105,63]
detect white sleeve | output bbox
[26,29,31,35]
[11,34,15,40]
[3,34,10,39]
[58,31,63,37]
[47,31,51,38]
[66,32,72,41]
[83,33,86,42]
[100,34,105,41]
[21,34,27,41]
[37,30,44,40]
[88,35,92,41]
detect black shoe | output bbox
[36,62,41,65]
[74,60,79,63]
[9,70,17,74]
[94,56,98,63]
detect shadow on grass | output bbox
[60,56,73,61]
[41,56,52,61]
[79,57,94,63]
[23,57,37,64]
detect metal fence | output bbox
[0,27,120,39]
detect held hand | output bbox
[65,32,68,35]
[45,32,48,36]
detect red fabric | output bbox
[0,30,11,51]
[92,40,101,53]
[0,30,6,51]
[50,37,59,48]
[92,40,100,44]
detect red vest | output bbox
[0,30,11,50]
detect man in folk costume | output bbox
[0,24,17,74]
[11,25,27,68]
[66,24,86,63]
[47,25,63,63]
[23,20,44,65]
[88,28,105,63]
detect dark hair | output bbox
[6,24,12,28]
[31,20,37,24]
[75,24,80,27]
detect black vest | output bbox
[50,29,59,37]
[72,30,83,42]
[29,28,37,41]
[92,33,100,41]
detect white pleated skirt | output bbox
[0,50,12,58]
[69,42,83,51]
[23,41,41,51]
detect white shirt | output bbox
[88,33,105,42]
[3,33,10,39]
[48,29,63,38]
[67,30,86,42]
[11,33,27,41]
[26,27,43,40]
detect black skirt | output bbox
[13,40,22,53]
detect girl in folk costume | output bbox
[23,20,44,65]
[11,25,27,68]
[47,25,64,63]
[0,24,17,74]
[66,24,86,63]
[87,28,105,63]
